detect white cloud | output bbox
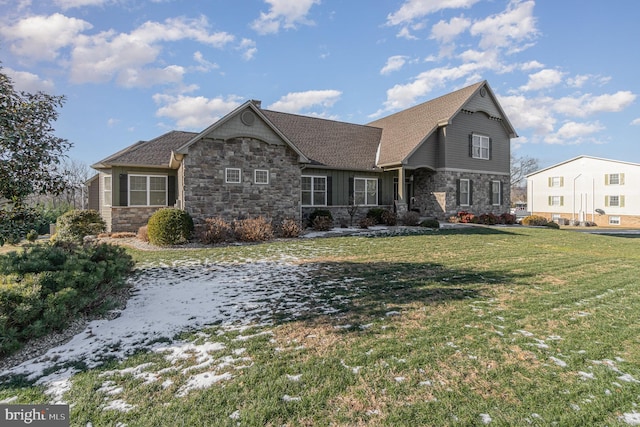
[267,90,342,113]
[251,0,320,35]
[153,93,243,129]
[386,0,480,26]
[396,27,418,40]
[520,60,544,71]
[54,0,108,9]
[631,118,640,126]
[544,121,605,144]
[0,13,92,61]
[69,16,234,86]
[239,38,258,60]
[554,91,636,117]
[2,67,55,93]
[429,16,471,44]
[192,51,219,72]
[520,69,565,91]
[499,94,556,136]
[470,0,538,52]
[381,56,408,75]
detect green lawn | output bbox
[2,227,640,426]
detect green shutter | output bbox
[620,173,625,185]
[548,177,552,187]
[548,196,552,206]
[560,196,564,207]
[605,196,610,207]
[605,174,609,185]
[620,195,625,208]
[560,177,564,187]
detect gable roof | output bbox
[367,81,517,167]
[262,110,382,170]
[527,155,640,177]
[175,101,310,163]
[92,130,196,169]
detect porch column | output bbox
[396,167,408,214]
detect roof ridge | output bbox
[262,109,381,130]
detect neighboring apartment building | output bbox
[90,81,517,232]
[526,156,640,227]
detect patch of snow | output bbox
[550,357,567,368]
[618,374,640,383]
[103,399,136,412]
[394,377,406,383]
[282,395,301,402]
[385,311,401,316]
[0,396,18,404]
[176,371,233,397]
[517,330,534,337]
[286,374,302,382]
[620,412,640,425]
[480,413,492,424]
[578,371,595,380]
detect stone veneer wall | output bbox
[183,137,302,224]
[110,206,162,233]
[413,169,511,219]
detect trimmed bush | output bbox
[233,217,274,242]
[312,216,333,231]
[545,222,560,229]
[359,217,377,229]
[401,211,420,226]
[147,208,194,246]
[381,209,397,226]
[56,209,106,243]
[137,226,149,242]
[521,215,549,226]
[279,218,303,238]
[26,229,39,242]
[500,213,517,225]
[196,217,233,244]
[308,209,333,227]
[0,242,133,356]
[366,208,385,224]
[420,218,440,229]
[477,213,499,225]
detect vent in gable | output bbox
[241,110,256,126]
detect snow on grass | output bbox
[620,412,640,425]
[1,257,368,399]
[176,371,233,397]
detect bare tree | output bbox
[62,158,91,209]
[510,154,539,187]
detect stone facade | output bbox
[183,137,302,224]
[301,205,394,227]
[412,169,510,219]
[110,206,162,233]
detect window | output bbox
[549,196,563,207]
[459,179,470,206]
[225,168,241,183]
[103,175,112,206]
[354,178,378,206]
[549,176,564,187]
[129,175,167,206]
[552,214,561,221]
[491,180,502,205]
[606,173,624,185]
[471,134,490,160]
[606,195,622,207]
[609,216,621,225]
[302,176,326,206]
[255,169,269,184]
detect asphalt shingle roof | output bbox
[93,131,196,168]
[262,110,382,171]
[367,81,485,167]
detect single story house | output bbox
[89,80,517,232]
[526,155,640,227]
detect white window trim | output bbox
[550,176,563,187]
[491,180,501,206]
[550,196,562,207]
[608,173,620,185]
[472,134,490,160]
[609,216,621,225]
[301,175,327,206]
[129,174,167,207]
[103,175,112,207]
[354,177,378,206]
[460,179,470,206]
[609,195,620,207]
[254,169,269,185]
[225,168,241,184]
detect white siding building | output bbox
[527,156,640,227]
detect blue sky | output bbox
[1,0,638,171]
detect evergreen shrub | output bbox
[56,209,106,243]
[147,208,194,246]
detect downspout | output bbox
[573,174,582,222]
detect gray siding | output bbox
[302,167,395,206]
[464,91,504,119]
[202,107,287,147]
[406,132,438,170]
[443,112,510,173]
